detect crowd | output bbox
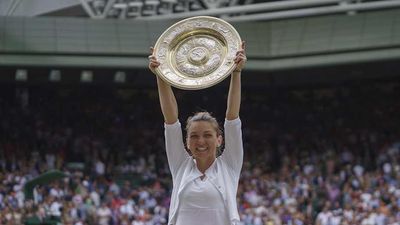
[0,79,399,225]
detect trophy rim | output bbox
[153,16,241,90]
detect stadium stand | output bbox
[0,78,399,224]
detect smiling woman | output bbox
[185,113,223,171]
[148,41,247,225]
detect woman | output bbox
[148,41,246,225]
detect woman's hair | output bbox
[185,111,222,136]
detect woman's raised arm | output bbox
[148,47,178,124]
[226,41,246,120]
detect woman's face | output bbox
[186,121,222,162]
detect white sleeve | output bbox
[164,121,190,177]
[220,117,244,175]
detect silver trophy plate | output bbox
[153,16,242,90]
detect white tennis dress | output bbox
[165,118,243,225]
[175,167,230,225]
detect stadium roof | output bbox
[1,0,399,21]
[1,0,400,87]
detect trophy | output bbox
[153,16,242,90]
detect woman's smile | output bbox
[196,147,208,152]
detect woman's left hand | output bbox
[234,41,247,72]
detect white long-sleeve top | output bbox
[164,118,244,225]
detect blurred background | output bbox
[0,0,399,224]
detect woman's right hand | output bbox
[150,47,178,124]
[148,47,160,74]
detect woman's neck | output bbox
[195,158,215,174]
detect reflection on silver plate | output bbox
[153,16,242,90]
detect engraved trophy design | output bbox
[153,16,242,90]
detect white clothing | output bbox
[90,191,100,207]
[50,201,63,217]
[50,188,64,198]
[164,118,243,225]
[176,167,229,225]
[95,160,105,175]
[120,202,135,217]
[316,211,333,225]
[97,206,112,225]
